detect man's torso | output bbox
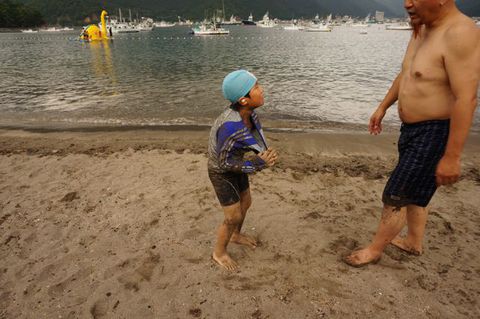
[398,14,475,123]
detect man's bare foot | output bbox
[230,233,257,249]
[212,252,238,271]
[391,237,422,256]
[343,248,381,268]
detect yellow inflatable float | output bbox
[80,10,110,41]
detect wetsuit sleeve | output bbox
[216,123,267,174]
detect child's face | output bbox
[245,83,264,108]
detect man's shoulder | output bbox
[444,15,478,41]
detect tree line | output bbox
[0,0,44,28]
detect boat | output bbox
[351,14,371,27]
[221,15,242,26]
[192,22,229,36]
[21,29,38,33]
[283,25,304,31]
[39,27,58,32]
[386,23,412,31]
[242,13,256,26]
[476,20,480,27]
[138,18,154,31]
[305,24,332,32]
[257,12,276,28]
[104,9,140,34]
[80,10,110,41]
[283,20,304,31]
[154,21,176,28]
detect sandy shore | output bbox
[0,127,479,319]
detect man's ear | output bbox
[239,98,248,105]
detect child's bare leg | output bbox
[230,189,257,249]
[344,205,406,267]
[213,202,243,271]
[391,205,427,255]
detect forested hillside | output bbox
[0,0,43,28]
[11,0,480,26]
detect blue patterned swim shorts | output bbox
[382,120,450,208]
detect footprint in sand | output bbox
[115,253,161,292]
[328,236,359,253]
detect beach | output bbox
[1,127,479,319]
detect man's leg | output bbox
[391,205,427,255]
[344,205,406,266]
[230,188,258,249]
[213,202,243,271]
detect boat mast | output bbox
[222,0,226,22]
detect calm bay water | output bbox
[0,25,479,130]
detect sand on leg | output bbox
[391,205,427,255]
[230,188,257,249]
[213,202,243,271]
[344,205,406,267]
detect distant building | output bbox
[375,11,385,23]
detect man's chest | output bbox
[403,34,448,83]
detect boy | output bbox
[208,70,278,271]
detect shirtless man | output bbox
[345,0,480,267]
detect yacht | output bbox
[283,20,304,31]
[222,15,242,26]
[154,21,176,28]
[242,13,256,26]
[386,23,412,31]
[21,29,38,33]
[305,24,332,32]
[192,22,229,35]
[257,12,276,28]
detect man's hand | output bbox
[435,155,461,186]
[369,108,386,135]
[259,148,279,167]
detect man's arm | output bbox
[436,23,480,185]
[369,72,402,135]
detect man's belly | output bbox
[398,91,453,123]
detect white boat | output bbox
[283,25,304,31]
[283,19,304,31]
[39,27,61,32]
[138,18,154,31]
[305,24,332,32]
[192,23,229,36]
[103,9,141,34]
[21,29,38,33]
[352,14,371,27]
[476,20,480,27]
[154,21,176,28]
[221,15,242,26]
[386,23,412,31]
[257,12,276,28]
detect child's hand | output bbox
[259,148,279,167]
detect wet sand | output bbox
[0,128,479,318]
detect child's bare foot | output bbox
[391,236,422,256]
[212,252,238,271]
[343,247,381,268]
[230,233,257,249]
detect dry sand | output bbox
[0,128,479,319]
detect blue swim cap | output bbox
[222,70,257,103]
